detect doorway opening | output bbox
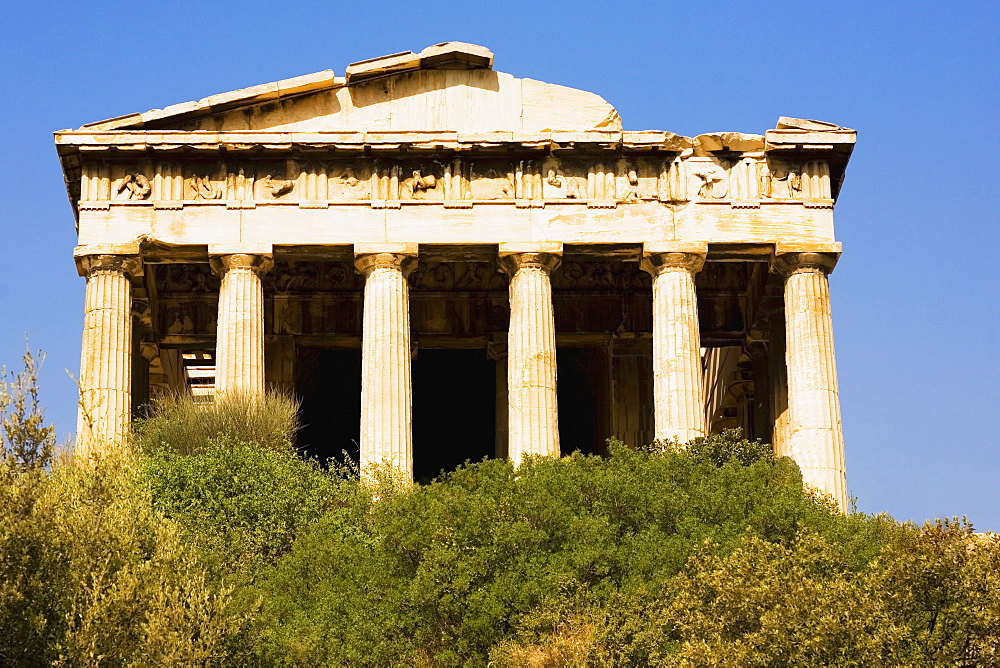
[296,348,361,466]
[412,348,496,484]
[557,347,611,456]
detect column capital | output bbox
[640,251,706,277]
[499,252,562,276]
[774,252,838,276]
[210,253,274,276]
[354,252,418,278]
[75,254,142,279]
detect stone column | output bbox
[355,250,417,480]
[775,252,847,511]
[211,253,273,396]
[500,249,561,462]
[76,254,141,455]
[641,250,707,443]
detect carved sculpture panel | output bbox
[400,162,445,200]
[550,261,651,291]
[81,154,832,209]
[687,157,729,200]
[469,161,515,200]
[410,261,507,291]
[264,261,364,293]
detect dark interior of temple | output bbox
[412,349,495,483]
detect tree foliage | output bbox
[0,344,56,469]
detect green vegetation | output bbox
[1,352,997,665]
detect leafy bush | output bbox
[133,390,299,455]
[143,437,364,574]
[252,436,903,665]
[0,452,248,664]
[3,363,997,665]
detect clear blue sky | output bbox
[1,1,997,529]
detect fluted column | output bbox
[76,254,141,456]
[776,252,847,512]
[355,251,416,480]
[641,251,707,443]
[211,253,273,395]
[500,251,561,462]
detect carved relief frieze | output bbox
[619,157,661,202]
[400,161,445,200]
[687,156,729,201]
[189,173,223,200]
[542,158,587,200]
[409,261,507,291]
[157,263,221,293]
[258,161,296,200]
[327,162,372,200]
[264,261,363,293]
[759,159,800,199]
[83,153,831,211]
[550,262,651,291]
[111,163,152,201]
[469,160,516,200]
[158,300,218,336]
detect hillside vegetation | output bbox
[1,354,997,665]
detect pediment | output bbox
[79,42,621,134]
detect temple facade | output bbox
[56,43,853,509]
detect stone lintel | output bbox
[207,243,274,257]
[706,243,775,262]
[418,244,499,263]
[273,244,354,262]
[774,242,842,257]
[354,242,419,257]
[642,242,709,258]
[74,242,142,258]
[563,243,643,262]
[498,242,563,257]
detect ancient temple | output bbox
[55,42,854,508]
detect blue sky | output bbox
[1,1,997,529]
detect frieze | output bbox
[550,262,651,291]
[78,156,832,210]
[156,263,221,293]
[409,261,507,292]
[264,261,364,293]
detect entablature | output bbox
[60,127,851,227]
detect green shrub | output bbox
[252,433,901,665]
[0,451,248,665]
[133,390,299,455]
[3,359,996,665]
[143,437,363,575]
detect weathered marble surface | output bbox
[60,42,854,510]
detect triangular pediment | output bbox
[79,42,621,134]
